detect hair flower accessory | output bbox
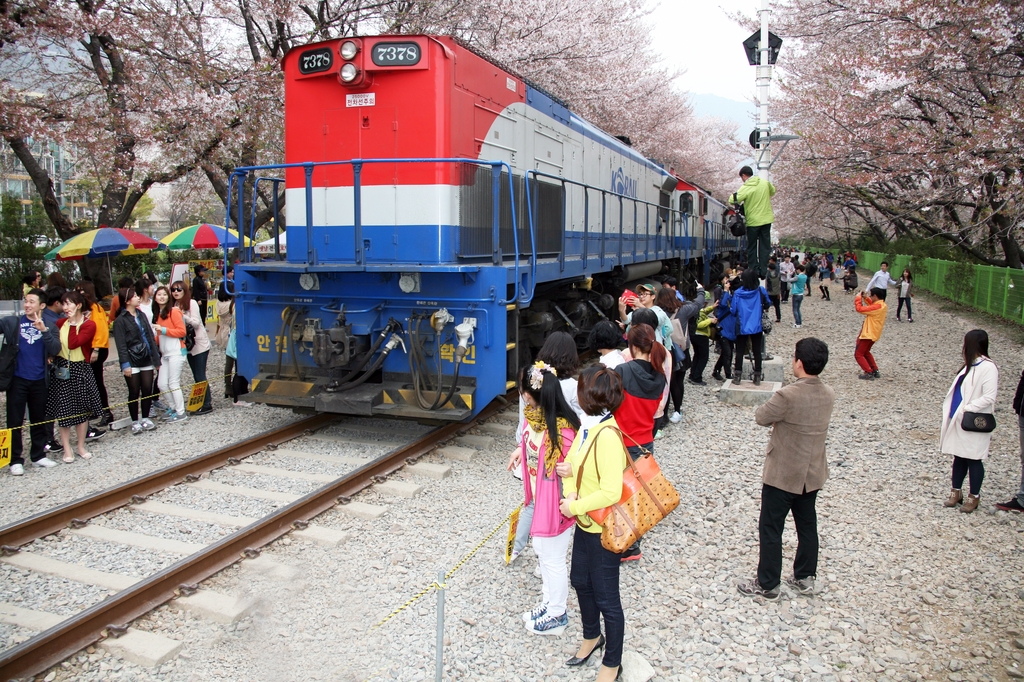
[529,361,556,389]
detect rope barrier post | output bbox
[435,568,446,682]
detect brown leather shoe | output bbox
[943,489,963,507]
[960,494,980,513]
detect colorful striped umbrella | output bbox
[44,227,162,261]
[159,223,252,250]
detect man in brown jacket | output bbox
[738,337,836,601]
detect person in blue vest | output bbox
[1,288,62,475]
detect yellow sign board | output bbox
[186,382,208,412]
[505,506,521,564]
[0,429,12,469]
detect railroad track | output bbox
[0,395,512,681]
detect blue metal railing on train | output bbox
[223,158,532,305]
[523,169,688,298]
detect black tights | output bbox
[714,338,734,378]
[225,355,236,399]
[91,347,112,417]
[669,363,685,412]
[123,369,155,422]
[951,456,984,496]
[734,333,764,376]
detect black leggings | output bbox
[951,456,985,496]
[90,347,111,416]
[714,338,734,378]
[689,335,710,381]
[734,333,764,376]
[225,356,236,398]
[669,362,685,412]
[123,369,155,422]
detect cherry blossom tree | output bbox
[772,0,1024,266]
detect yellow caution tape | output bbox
[370,506,519,630]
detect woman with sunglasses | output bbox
[171,280,213,415]
[153,286,189,422]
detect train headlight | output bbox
[340,41,359,60]
[340,63,359,82]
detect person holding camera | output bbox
[731,166,776,279]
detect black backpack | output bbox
[726,204,746,237]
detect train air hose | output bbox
[275,307,303,380]
[408,316,465,411]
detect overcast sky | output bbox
[647,0,766,101]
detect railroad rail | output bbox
[0,394,510,681]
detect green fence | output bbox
[856,250,1024,326]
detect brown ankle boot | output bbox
[960,494,980,513]
[943,489,963,507]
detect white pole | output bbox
[757,0,772,181]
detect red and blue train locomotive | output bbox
[229,35,739,420]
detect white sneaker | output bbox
[9,463,24,476]
[31,457,57,468]
[233,401,253,408]
[668,411,682,424]
[130,421,144,435]
[141,418,156,431]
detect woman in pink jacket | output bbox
[513,361,580,636]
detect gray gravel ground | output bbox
[23,286,1024,681]
[0,348,302,526]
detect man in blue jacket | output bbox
[1,288,62,475]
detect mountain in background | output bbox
[691,93,758,134]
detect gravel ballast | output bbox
[16,286,1024,681]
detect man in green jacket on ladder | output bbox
[732,165,776,279]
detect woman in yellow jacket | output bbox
[557,366,627,682]
[77,282,114,425]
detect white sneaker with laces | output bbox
[668,411,682,424]
[141,418,157,431]
[131,421,144,435]
[31,457,57,468]
[9,463,24,476]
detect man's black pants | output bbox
[758,484,819,590]
[5,376,48,465]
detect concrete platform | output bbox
[737,357,786,383]
[718,380,782,406]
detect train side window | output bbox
[679,193,693,215]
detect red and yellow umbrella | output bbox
[159,223,252,250]
[44,227,162,260]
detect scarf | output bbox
[523,405,573,476]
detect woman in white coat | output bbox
[940,330,998,513]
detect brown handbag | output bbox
[573,426,681,553]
